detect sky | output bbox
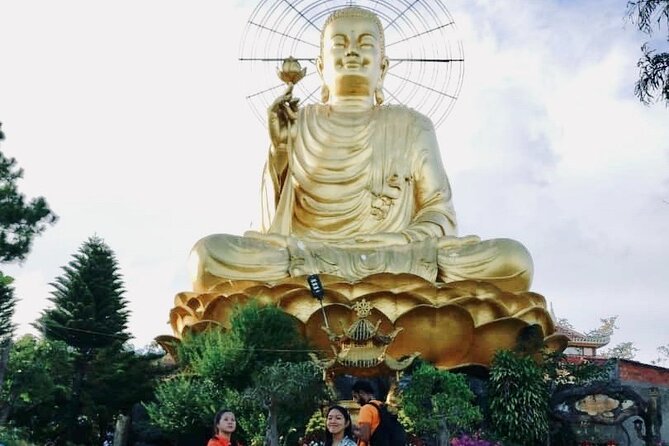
[1,0,668,364]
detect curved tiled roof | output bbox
[555,324,611,348]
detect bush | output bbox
[488,350,549,446]
[400,362,482,439]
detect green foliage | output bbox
[229,301,311,366]
[246,360,323,408]
[0,425,32,445]
[37,235,130,350]
[148,302,323,445]
[245,360,326,446]
[0,335,73,442]
[488,350,549,446]
[304,408,326,437]
[0,277,16,342]
[177,302,311,390]
[23,237,160,445]
[395,408,415,436]
[0,142,56,410]
[178,329,251,390]
[86,344,163,436]
[542,351,612,389]
[400,362,482,437]
[0,150,57,264]
[145,375,224,436]
[627,0,669,105]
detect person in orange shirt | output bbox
[207,409,241,446]
[351,381,382,446]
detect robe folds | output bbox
[190,104,533,292]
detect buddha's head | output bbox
[318,7,390,105]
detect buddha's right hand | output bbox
[268,84,300,150]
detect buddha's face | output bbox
[318,15,389,99]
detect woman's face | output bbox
[217,411,237,435]
[326,408,349,436]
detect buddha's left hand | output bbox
[332,232,409,248]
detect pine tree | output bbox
[0,276,16,394]
[0,123,57,406]
[36,236,132,443]
[0,275,15,345]
[37,235,129,350]
[0,125,58,264]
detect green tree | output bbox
[0,125,57,400]
[85,343,163,442]
[400,362,482,441]
[145,374,231,442]
[35,236,158,444]
[488,350,549,446]
[245,360,325,446]
[0,275,16,393]
[627,0,669,105]
[147,302,324,445]
[0,139,58,264]
[228,301,311,365]
[37,236,129,349]
[0,335,73,442]
[0,275,15,344]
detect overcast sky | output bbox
[1,0,668,364]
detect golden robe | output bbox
[190,104,532,292]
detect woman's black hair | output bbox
[212,408,240,444]
[324,405,354,446]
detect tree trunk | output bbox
[437,424,450,446]
[0,339,11,426]
[68,351,89,442]
[266,399,279,446]
[0,339,11,395]
[113,414,130,446]
[0,396,12,425]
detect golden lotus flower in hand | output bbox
[277,57,306,85]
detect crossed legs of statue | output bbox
[189,234,533,293]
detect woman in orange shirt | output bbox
[207,409,240,446]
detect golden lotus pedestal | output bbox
[161,273,568,374]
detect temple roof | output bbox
[555,324,611,348]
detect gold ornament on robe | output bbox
[167,6,567,372]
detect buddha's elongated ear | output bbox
[316,56,324,79]
[380,56,390,83]
[375,56,390,105]
[316,57,330,103]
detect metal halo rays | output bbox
[239,0,465,128]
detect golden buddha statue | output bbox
[189,6,533,294]
[162,6,569,373]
